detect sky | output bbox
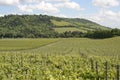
[0,0,120,28]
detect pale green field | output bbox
[54,27,86,33]
[51,20,72,26]
[1,37,120,57]
[24,37,120,57]
[0,38,59,51]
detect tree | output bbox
[85,30,113,39]
[111,28,120,36]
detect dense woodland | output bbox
[0,14,120,39]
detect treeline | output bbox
[61,28,120,39]
[0,28,120,39]
[85,28,120,39]
[57,28,120,39]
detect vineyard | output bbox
[0,37,120,80]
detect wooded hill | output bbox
[0,14,111,38]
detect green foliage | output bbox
[0,15,56,38]
[111,28,120,36]
[86,30,113,39]
[85,29,120,39]
[59,31,84,38]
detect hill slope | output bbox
[50,17,110,32]
[0,14,110,38]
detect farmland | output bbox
[54,27,86,33]
[0,39,59,51]
[51,20,72,27]
[0,37,120,80]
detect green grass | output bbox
[0,37,120,56]
[24,37,120,57]
[54,27,86,33]
[0,38,59,51]
[51,20,72,26]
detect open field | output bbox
[54,27,86,33]
[51,20,72,26]
[0,37,120,80]
[1,37,120,56]
[0,39,59,51]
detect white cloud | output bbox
[18,0,83,13]
[55,1,84,11]
[18,5,33,12]
[47,0,70,2]
[21,0,39,3]
[21,0,70,3]
[0,0,19,5]
[18,1,60,13]
[80,10,120,28]
[91,0,120,28]
[92,0,119,8]
[36,2,60,13]
[0,0,83,14]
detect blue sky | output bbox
[0,0,120,28]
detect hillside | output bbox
[0,14,110,38]
[51,18,110,32]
